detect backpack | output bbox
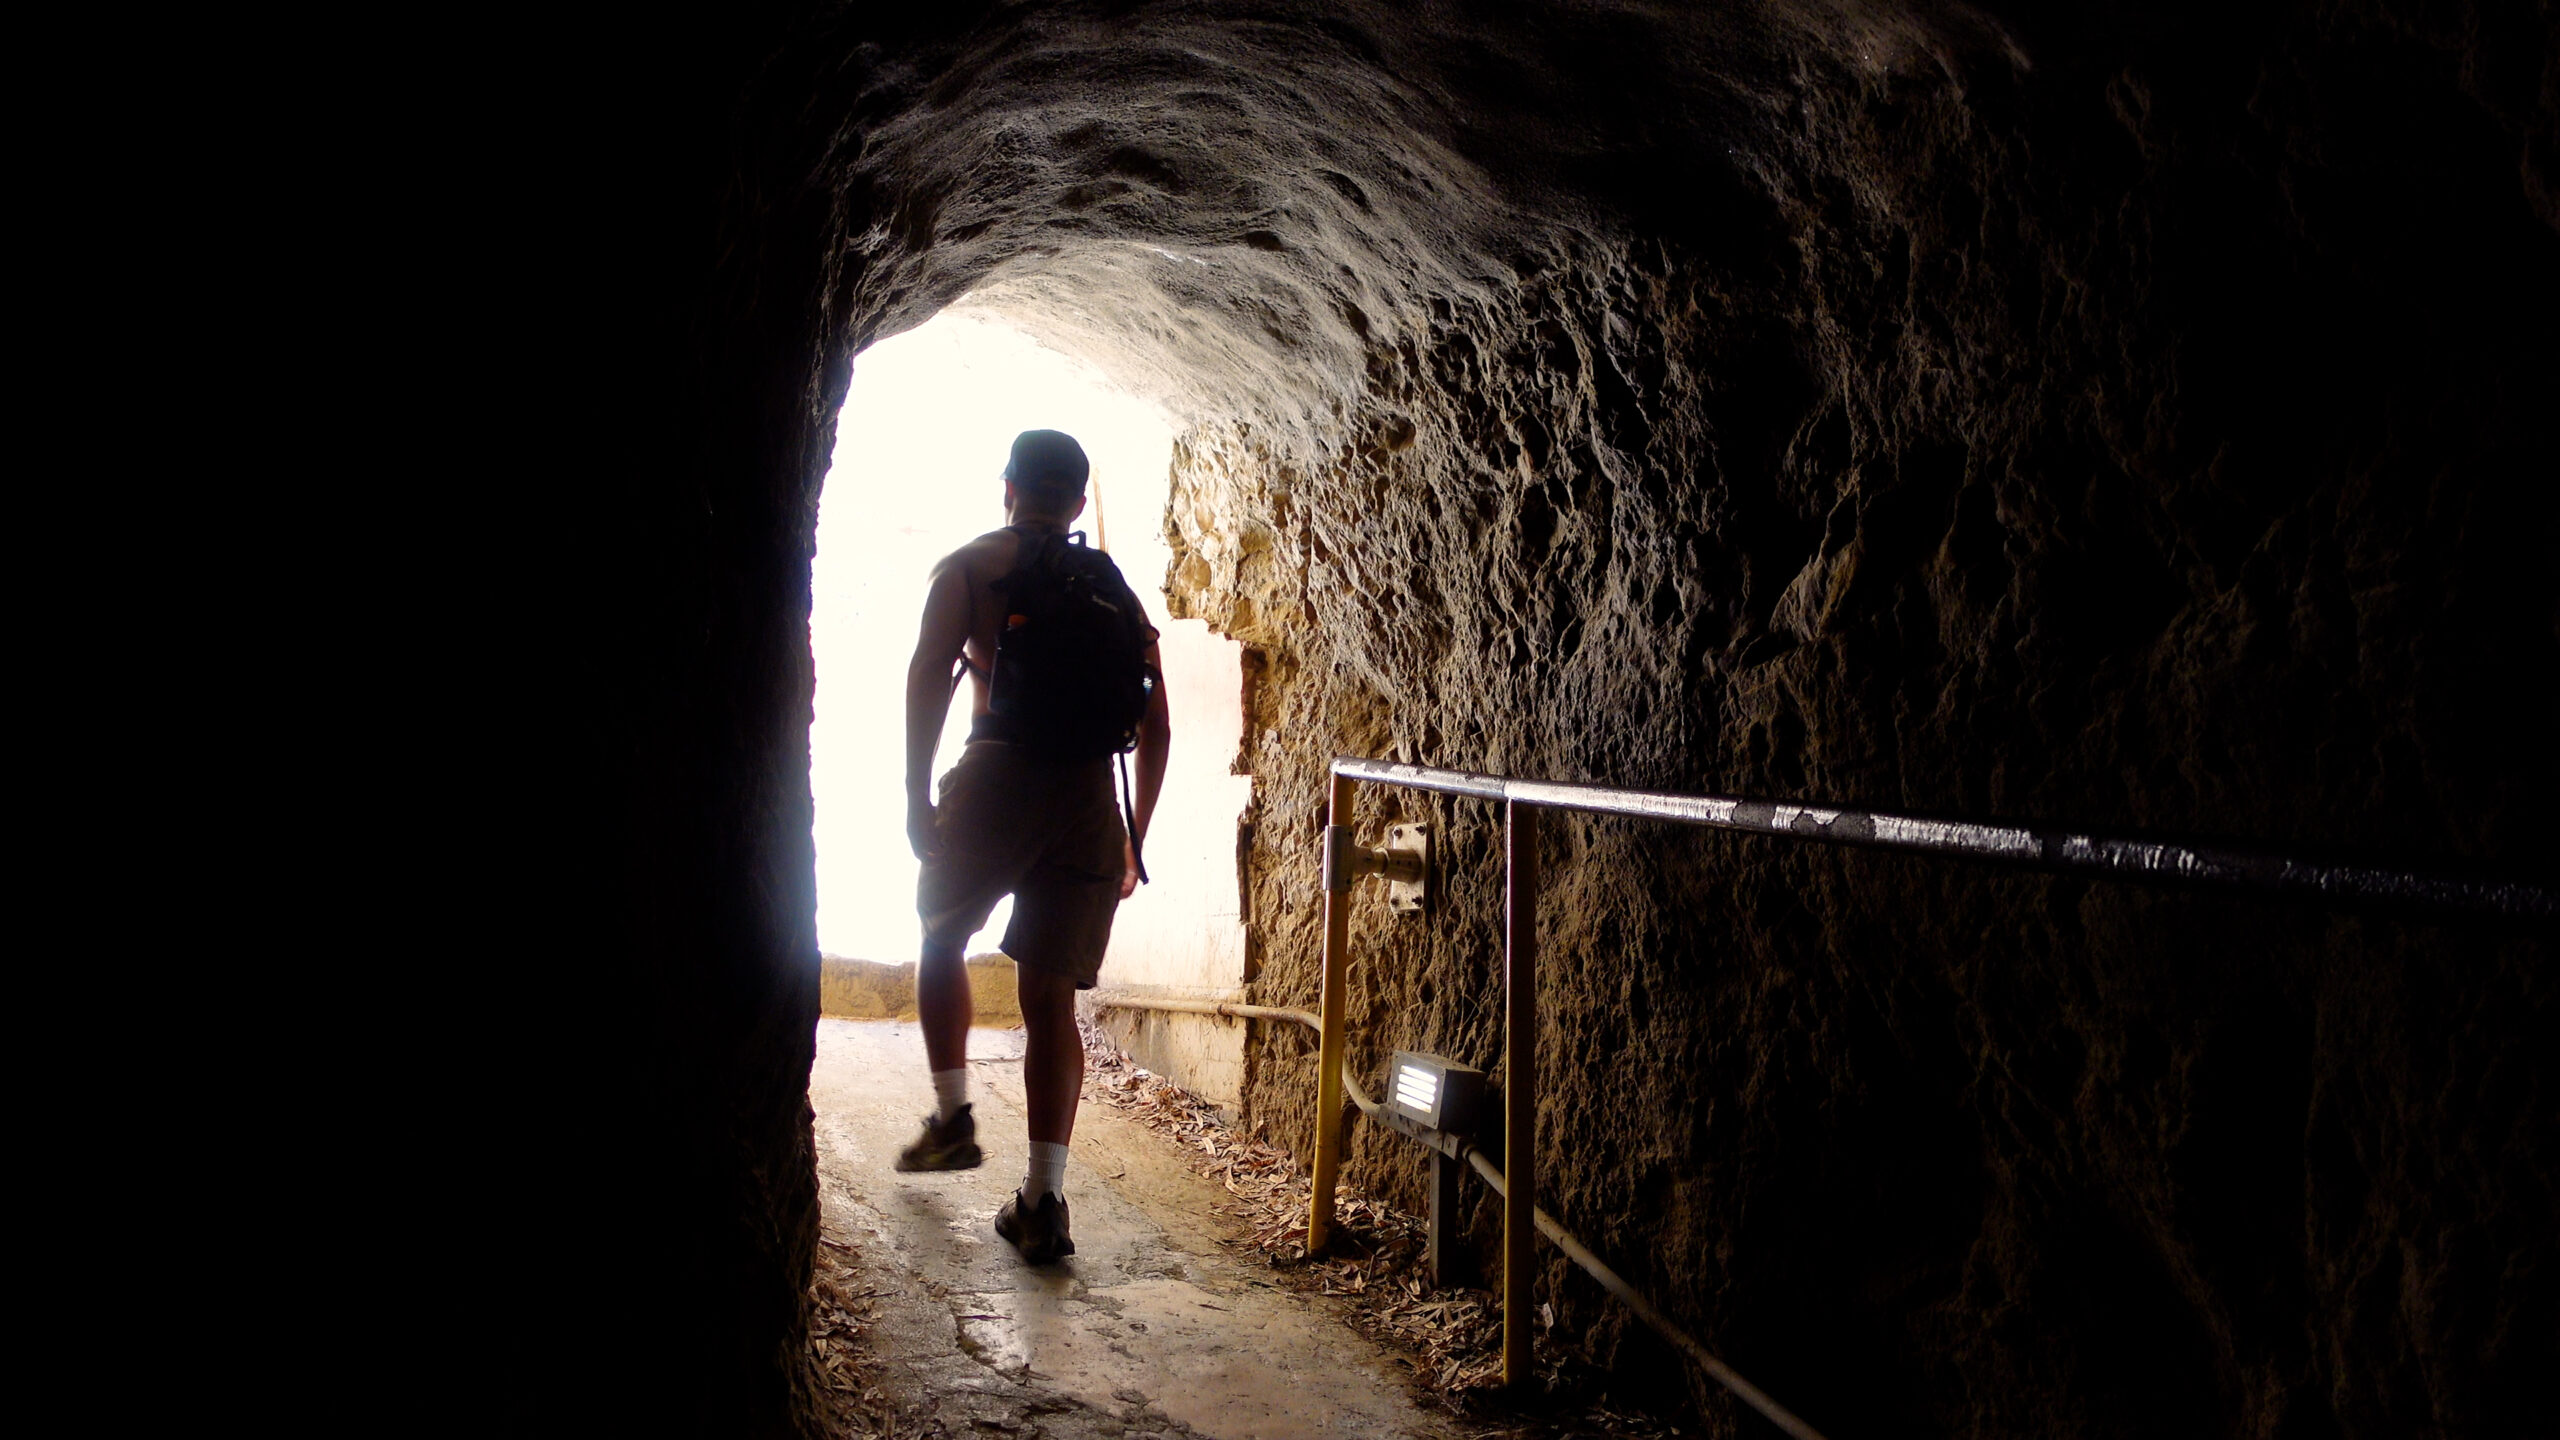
[974,528,1159,761]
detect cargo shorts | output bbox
[917,741,1127,989]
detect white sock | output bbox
[932,1069,969,1123]
[1025,1141,1070,1200]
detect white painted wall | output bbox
[1068,387,1251,997]
[1087,417,1254,1108]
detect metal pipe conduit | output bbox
[1090,991,1826,1439]
[1309,771,1361,1252]
[1332,757,2555,922]
[1082,994,1322,1028]
[1083,992,1383,1122]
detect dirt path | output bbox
[810,1017,1465,1440]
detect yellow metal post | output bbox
[1503,799,1540,1388]
[1306,770,1358,1254]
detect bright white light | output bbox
[812,312,1173,962]
[1394,1063,1441,1117]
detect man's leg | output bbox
[917,936,974,1075]
[1018,964,1084,1149]
[908,746,1018,1173]
[896,930,986,1171]
[994,765,1115,1260]
[995,963,1084,1261]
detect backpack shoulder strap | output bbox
[992,526,1063,595]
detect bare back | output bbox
[929,525,1037,719]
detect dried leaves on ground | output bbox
[807,1234,923,1440]
[1077,1022,1690,1438]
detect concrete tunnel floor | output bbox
[811,1017,1464,1440]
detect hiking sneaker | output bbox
[894,1104,982,1172]
[995,1188,1075,1263]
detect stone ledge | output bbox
[820,952,1023,1027]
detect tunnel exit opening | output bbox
[811,309,1254,1059]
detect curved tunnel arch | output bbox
[809,2,1881,439]
[522,3,2560,1435]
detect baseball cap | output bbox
[1004,429,1090,495]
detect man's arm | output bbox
[1122,640,1173,897]
[905,558,973,859]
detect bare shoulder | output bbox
[930,528,1022,585]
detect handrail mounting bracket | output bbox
[1384,823,1431,916]
[1323,822,1431,916]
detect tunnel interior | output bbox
[513,2,2558,1436]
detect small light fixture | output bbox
[1381,1050,1485,1289]
[1384,1050,1482,1136]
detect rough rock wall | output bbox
[1160,10,2559,1437]
[487,5,842,1432]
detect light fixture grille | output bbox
[1394,1064,1441,1115]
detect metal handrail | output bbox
[1109,758,2547,1434]
[1332,757,2554,922]
[1303,756,2548,1426]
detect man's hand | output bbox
[908,796,940,862]
[1119,834,1141,900]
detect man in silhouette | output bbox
[894,429,1172,1264]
